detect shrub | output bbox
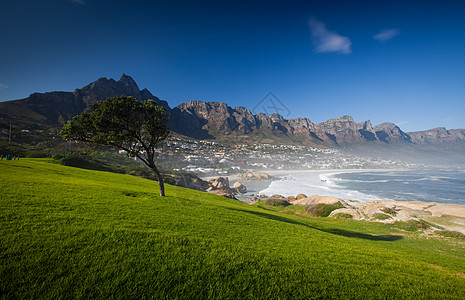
[264,198,291,207]
[436,230,465,239]
[333,213,353,219]
[380,207,397,216]
[25,150,49,158]
[392,219,437,231]
[306,202,344,217]
[372,213,391,220]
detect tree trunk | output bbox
[151,164,165,197]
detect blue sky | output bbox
[0,0,464,132]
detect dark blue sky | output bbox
[1,0,464,131]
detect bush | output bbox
[306,202,344,217]
[436,230,465,239]
[264,198,291,207]
[380,207,397,216]
[392,219,437,231]
[333,213,353,219]
[25,150,49,158]
[59,153,113,172]
[372,213,391,220]
[0,141,26,157]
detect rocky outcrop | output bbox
[166,174,242,199]
[166,174,211,191]
[373,122,412,143]
[232,182,247,193]
[207,189,236,199]
[292,195,350,207]
[209,177,230,190]
[295,194,307,200]
[329,208,364,220]
[240,171,272,180]
[205,177,242,199]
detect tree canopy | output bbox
[61,95,170,196]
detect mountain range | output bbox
[1,74,464,147]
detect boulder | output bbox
[209,177,230,190]
[347,199,362,208]
[287,196,296,202]
[240,171,272,180]
[166,174,211,191]
[360,203,395,218]
[329,208,364,220]
[251,195,260,202]
[208,189,236,199]
[232,182,247,193]
[296,193,307,200]
[293,195,350,208]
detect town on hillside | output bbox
[130,136,419,177]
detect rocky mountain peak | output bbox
[269,113,285,123]
[408,127,465,144]
[0,74,170,126]
[356,120,377,141]
[72,74,169,110]
[356,120,373,131]
[2,74,464,146]
[373,122,411,143]
[118,73,140,94]
[316,115,362,144]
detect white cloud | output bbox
[396,121,408,127]
[309,18,352,54]
[444,117,454,122]
[0,83,8,89]
[374,29,400,43]
[69,0,86,5]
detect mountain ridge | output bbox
[1,74,464,146]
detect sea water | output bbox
[258,169,465,205]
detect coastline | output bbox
[200,168,410,203]
[200,168,409,184]
[255,168,411,176]
[199,168,465,233]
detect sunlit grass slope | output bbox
[1,159,465,299]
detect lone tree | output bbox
[60,95,170,196]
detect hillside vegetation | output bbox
[1,159,465,299]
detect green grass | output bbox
[381,207,398,216]
[392,219,440,231]
[436,230,465,239]
[263,198,291,207]
[373,213,392,220]
[333,213,354,219]
[305,202,345,217]
[1,159,465,299]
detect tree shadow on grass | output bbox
[227,208,402,242]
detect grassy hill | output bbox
[1,159,465,299]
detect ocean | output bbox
[258,169,465,205]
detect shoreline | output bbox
[200,168,412,204]
[200,168,464,207]
[200,168,410,183]
[199,169,465,233]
